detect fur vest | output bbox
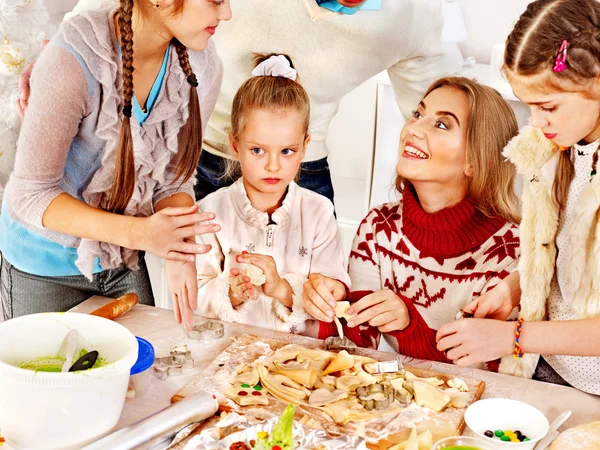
[499,126,600,378]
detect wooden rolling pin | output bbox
[90,293,139,320]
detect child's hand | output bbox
[229,268,257,304]
[166,259,198,331]
[236,252,285,299]
[302,273,346,322]
[463,278,518,321]
[346,289,409,333]
[136,205,220,261]
[436,318,515,367]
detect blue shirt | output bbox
[119,45,171,126]
[133,46,171,125]
[316,0,381,15]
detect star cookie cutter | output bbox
[152,345,195,380]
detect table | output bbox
[70,297,600,445]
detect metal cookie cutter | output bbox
[186,320,225,341]
[324,336,359,354]
[152,345,195,380]
[364,355,404,375]
[170,344,195,369]
[357,383,395,411]
[152,357,181,380]
[455,309,474,320]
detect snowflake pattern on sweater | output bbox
[320,186,520,369]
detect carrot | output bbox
[90,293,139,320]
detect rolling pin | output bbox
[82,391,218,450]
[89,293,139,320]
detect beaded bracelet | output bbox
[513,318,524,359]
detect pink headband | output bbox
[553,39,568,73]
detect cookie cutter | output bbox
[455,309,474,320]
[324,336,359,354]
[170,345,192,359]
[357,383,395,411]
[364,355,404,374]
[186,320,225,340]
[152,345,195,380]
[152,357,180,380]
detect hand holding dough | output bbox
[245,264,267,286]
[334,301,354,320]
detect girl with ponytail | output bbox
[437,0,600,395]
[0,0,231,330]
[194,54,349,334]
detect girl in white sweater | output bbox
[193,54,350,333]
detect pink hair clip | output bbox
[553,39,569,73]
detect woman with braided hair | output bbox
[436,0,600,394]
[0,0,231,329]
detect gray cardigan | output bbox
[3,8,222,278]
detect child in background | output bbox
[306,77,521,369]
[194,54,349,334]
[437,0,600,394]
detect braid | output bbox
[505,0,600,83]
[119,0,135,117]
[107,0,136,214]
[173,39,198,86]
[171,38,202,183]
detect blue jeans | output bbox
[0,253,155,320]
[194,151,335,205]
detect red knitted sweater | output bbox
[319,185,520,370]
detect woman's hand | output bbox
[463,274,520,320]
[302,273,346,322]
[229,268,258,305]
[236,252,289,300]
[16,40,48,119]
[166,259,198,331]
[135,205,219,261]
[346,289,410,333]
[436,318,515,367]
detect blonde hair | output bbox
[224,53,310,180]
[504,0,600,207]
[108,0,201,214]
[396,77,521,224]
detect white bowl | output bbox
[0,312,138,450]
[465,398,550,450]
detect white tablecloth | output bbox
[70,297,600,444]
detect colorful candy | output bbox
[485,429,531,443]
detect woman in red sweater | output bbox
[304,77,521,369]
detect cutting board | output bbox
[172,335,485,448]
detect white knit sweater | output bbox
[72,0,446,162]
[194,179,350,333]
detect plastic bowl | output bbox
[0,312,138,450]
[128,336,155,398]
[464,398,549,450]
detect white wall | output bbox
[43,0,79,22]
[459,0,532,64]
